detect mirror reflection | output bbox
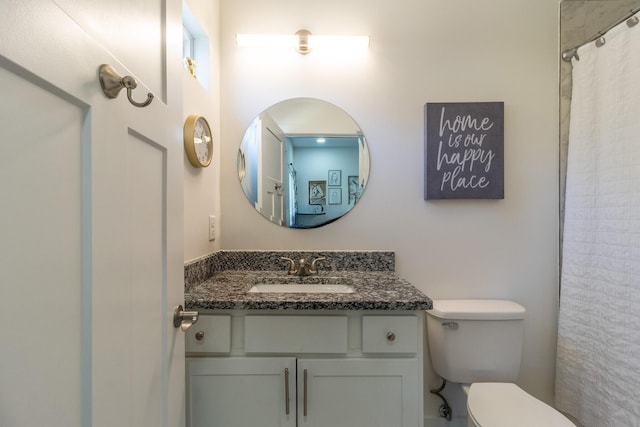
[237,98,370,228]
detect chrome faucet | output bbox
[281,257,326,276]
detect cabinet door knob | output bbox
[195,331,205,341]
[386,332,396,342]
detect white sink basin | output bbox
[248,283,355,294]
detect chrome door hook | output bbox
[99,64,154,108]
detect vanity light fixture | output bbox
[316,138,326,143]
[235,29,369,55]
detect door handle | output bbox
[173,305,199,331]
[284,368,290,415]
[303,368,308,417]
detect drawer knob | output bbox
[195,331,205,341]
[386,332,396,342]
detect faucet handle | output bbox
[281,257,297,275]
[309,257,326,273]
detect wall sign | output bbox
[424,102,504,200]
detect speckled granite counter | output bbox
[185,270,432,310]
[184,250,432,311]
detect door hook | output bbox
[99,64,154,108]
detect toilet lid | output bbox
[467,383,575,427]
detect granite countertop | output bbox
[185,270,433,311]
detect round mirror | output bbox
[237,98,370,228]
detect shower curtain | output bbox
[556,12,640,427]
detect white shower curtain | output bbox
[556,13,640,427]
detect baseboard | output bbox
[424,416,467,427]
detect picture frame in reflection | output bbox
[348,175,359,204]
[309,180,326,205]
[328,170,342,186]
[328,188,342,205]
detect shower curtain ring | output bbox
[562,48,579,62]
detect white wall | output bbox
[218,0,559,420]
[183,0,221,262]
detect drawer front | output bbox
[362,316,418,354]
[245,315,348,354]
[186,315,231,353]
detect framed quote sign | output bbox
[424,102,504,200]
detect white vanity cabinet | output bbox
[186,311,424,427]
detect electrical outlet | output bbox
[208,215,216,241]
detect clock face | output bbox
[194,117,211,164]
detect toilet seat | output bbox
[467,383,575,427]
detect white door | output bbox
[260,125,284,225]
[0,1,184,426]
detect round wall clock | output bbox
[184,115,213,168]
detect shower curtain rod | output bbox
[562,7,640,62]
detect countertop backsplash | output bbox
[184,250,395,291]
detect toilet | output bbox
[426,299,575,427]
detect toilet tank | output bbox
[426,299,526,384]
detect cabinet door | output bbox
[187,357,296,427]
[297,359,421,427]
